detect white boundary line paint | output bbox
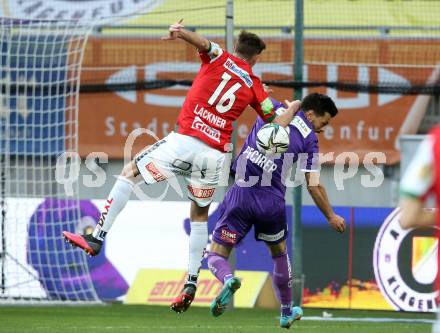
[302,316,435,324]
[34,322,433,331]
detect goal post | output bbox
[0,17,99,303]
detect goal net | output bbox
[0,18,99,303]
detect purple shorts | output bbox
[212,185,287,247]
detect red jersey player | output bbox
[62,19,300,312]
[399,126,440,332]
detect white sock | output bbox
[434,310,440,333]
[187,221,208,282]
[92,177,134,241]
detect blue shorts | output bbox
[212,185,287,247]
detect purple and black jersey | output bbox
[232,109,319,199]
[212,105,320,247]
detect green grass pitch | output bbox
[0,305,434,333]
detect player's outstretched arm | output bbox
[305,172,346,233]
[398,136,435,229]
[162,19,210,52]
[399,197,435,229]
[272,100,301,127]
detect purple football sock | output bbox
[272,252,293,316]
[207,252,233,284]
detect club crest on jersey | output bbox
[224,58,253,88]
[191,116,221,143]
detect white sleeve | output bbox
[205,42,223,62]
[400,136,434,198]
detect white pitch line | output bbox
[33,326,309,330]
[302,316,435,324]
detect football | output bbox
[256,123,290,155]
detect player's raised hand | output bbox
[272,99,301,127]
[328,214,346,233]
[162,19,184,41]
[263,84,273,94]
[284,99,301,115]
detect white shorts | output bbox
[135,132,225,207]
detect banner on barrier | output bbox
[126,269,269,308]
[7,198,438,311]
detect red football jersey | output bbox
[177,42,276,152]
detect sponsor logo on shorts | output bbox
[146,162,166,182]
[187,185,215,199]
[171,159,192,174]
[220,229,237,244]
[257,230,285,242]
[224,58,253,88]
[191,116,221,143]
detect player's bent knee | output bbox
[121,161,139,179]
[190,201,210,221]
[267,241,287,257]
[210,241,232,258]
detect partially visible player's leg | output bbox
[208,241,241,317]
[187,202,210,283]
[92,162,138,240]
[208,241,233,283]
[433,308,440,333]
[186,146,225,286]
[252,198,302,328]
[171,136,225,313]
[170,202,210,313]
[63,161,138,256]
[266,241,302,328]
[63,135,174,256]
[206,187,253,317]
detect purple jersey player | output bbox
[207,93,346,328]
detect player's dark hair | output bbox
[235,30,266,59]
[301,93,338,118]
